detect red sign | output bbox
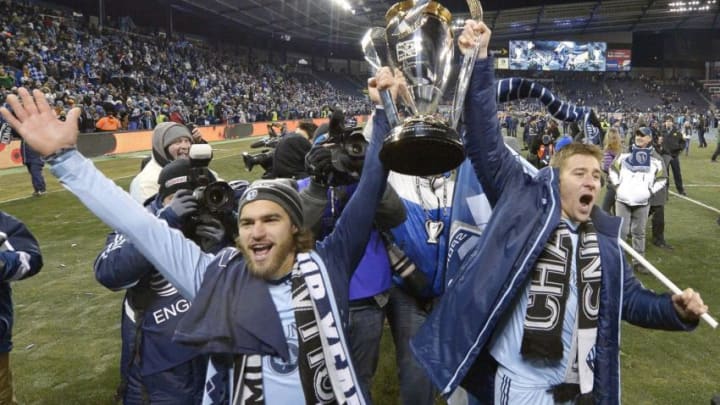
[606,49,632,71]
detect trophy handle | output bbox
[450,0,484,131]
[361,27,401,128]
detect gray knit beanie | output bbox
[238,179,303,228]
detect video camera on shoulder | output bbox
[310,109,368,186]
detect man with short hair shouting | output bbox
[411,20,708,405]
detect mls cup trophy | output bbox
[362,0,483,176]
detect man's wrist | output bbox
[43,147,77,163]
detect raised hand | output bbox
[458,20,491,59]
[367,67,407,105]
[0,88,80,157]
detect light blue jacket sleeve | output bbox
[50,151,214,299]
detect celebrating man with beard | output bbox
[1,68,403,404]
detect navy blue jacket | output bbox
[172,109,391,356]
[94,198,213,377]
[0,211,43,353]
[411,59,695,404]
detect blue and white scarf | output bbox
[235,252,364,405]
[495,77,602,144]
[624,145,653,173]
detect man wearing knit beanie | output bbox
[130,122,193,203]
[3,67,404,404]
[236,179,309,278]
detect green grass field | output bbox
[1,135,719,404]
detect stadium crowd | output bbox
[0,1,371,132]
[0,1,718,405]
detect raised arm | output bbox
[458,21,528,207]
[1,89,211,299]
[316,68,398,276]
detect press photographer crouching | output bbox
[172,144,242,249]
[94,145,247,405]
[242,121,318,179]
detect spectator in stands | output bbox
[129,122,192,203]
[95,110,121,132]
[0,211,43,405]
[0,68,13,90]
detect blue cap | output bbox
[555,135,573,151]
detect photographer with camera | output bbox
[300,110,406,403]
[268,121,318,180]
[94,156,243,405]
[243,121,318,180]
[130,122,211,204]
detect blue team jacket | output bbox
[410,59,695,404]
[0,211,43,353]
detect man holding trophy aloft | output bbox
[410,17,707,405]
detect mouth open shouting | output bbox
[559,154,602,223]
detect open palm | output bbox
[0,88,80,157]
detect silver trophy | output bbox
[362,0,483,176]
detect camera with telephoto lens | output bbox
[242,123,285,176]
[183,144,237,240]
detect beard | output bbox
[239,235,296,280]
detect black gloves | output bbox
[166,190,198,218]
[194,216,227,252]
[305,146,333,185]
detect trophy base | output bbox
[380,117,464,176]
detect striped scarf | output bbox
[495,77,602,144]
[235,252,365,405]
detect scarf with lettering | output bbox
[237,251,364,405]
[521,221,601,398]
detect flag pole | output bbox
[619,239,717,329]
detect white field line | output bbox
[669,190,720,215]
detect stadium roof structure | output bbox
[175,0,720,46]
